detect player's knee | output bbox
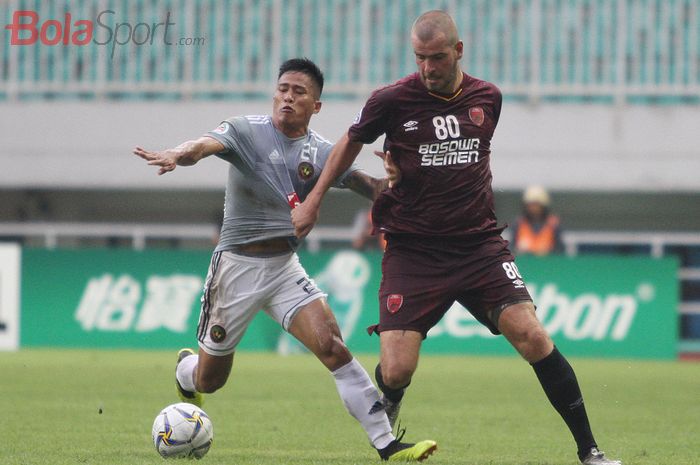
[318,334,351,367]
[515,327,552,361]
[380,363,414,389]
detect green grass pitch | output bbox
[1,350,698,465]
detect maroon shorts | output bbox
[369,234,532,338]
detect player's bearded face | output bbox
[272,72,322,132]
[412,35,463,93]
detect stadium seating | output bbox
[2,0,699,102]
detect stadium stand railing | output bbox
[2,0,699,103]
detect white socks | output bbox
[176,354,199,392]
[332,358,395,450]
[177,355,394,449]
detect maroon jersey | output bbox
[349,72,504,239]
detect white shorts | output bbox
[196,251,326,356]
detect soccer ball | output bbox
[152,403,214,459]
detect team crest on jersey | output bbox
[210,325,226,343]
[469,107,484,126]
[298,161,314,180]
[212,122,230,134]
[386,294,404,314]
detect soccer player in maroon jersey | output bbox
[293,10,621,465]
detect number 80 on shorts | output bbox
[502,261,526,288]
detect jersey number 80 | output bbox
[432,115,461,140]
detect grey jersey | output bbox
[205,115,359,251]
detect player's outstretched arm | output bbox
[292,132,364,237]
[132,136,224,175]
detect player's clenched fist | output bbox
[291,200,319,239]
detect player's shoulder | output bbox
[463,74,502,99]
[232,115,274,134]
[241,114,272,125]
[369,73,421,101]
[308,128,333,148]
[213,115,273,147]
[221,114,271,126]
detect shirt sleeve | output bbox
[491,85,503,125]
[203,117,249,163]
[347,89,390,144]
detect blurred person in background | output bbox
[512,185,564,256]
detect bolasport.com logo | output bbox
[4,10,206,59]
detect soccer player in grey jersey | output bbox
[133,58,436,462]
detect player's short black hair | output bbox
[278,58,324,97]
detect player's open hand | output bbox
[291,200,319,239]
[133,146,178,175]
[374,150,401,188]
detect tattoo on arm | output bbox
[345,171,388,201]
